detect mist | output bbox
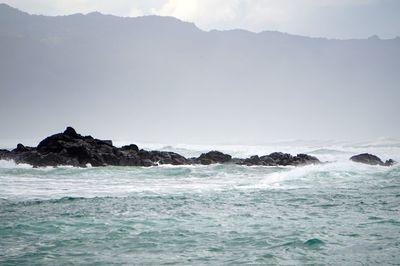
[0,4,399,146]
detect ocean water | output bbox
[1,141,399,265]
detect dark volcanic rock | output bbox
[1,127,322,168]
[350,153,396,166]
[242,153,319,166]
[242,155,275,166]
[12,143,33,153]
[9,127,138,167]
[139,150,188,165]
[64,126,79,138]
[0,149,11,160]
[293,154,320,165]
[243,155,260,165]
[268,152,294,166]
[36,130,112,166]
[350,153,384,165]
[140,159,156,167]
[384,159,396,167]
[196,151,232,164]
[121,144,139,152]
[259,155,276,166]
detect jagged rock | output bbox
[293,154,320,165]
[244,155,262,165]
[121,144,139,152]
[384,159,396,166]
[259,155,276,166]
[137,149,152,160]
[350,153,396,166]
[196,151,232,164]
[268,152,294,166]
[119,145,140,166]
[140,159,156,167]
[1,127,323,168]
[0,149,11,160]
[12,143,33,153]
[64,126,79,138]
[241,153,319,166]
[18,127,123,167]
[137,150,188,165]
[242,155,274,166]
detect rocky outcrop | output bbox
[0,149,12,160]
[0,127,323,168]
[234,153,319,166]
[350,153,396,166]
[195,151,232,165]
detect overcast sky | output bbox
[2,0,400,39]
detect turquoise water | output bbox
[1,144,400,265]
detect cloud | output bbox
[152,0,238,29]
[150,0,382,33]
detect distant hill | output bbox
[0,4,399,144]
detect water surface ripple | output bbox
[1,159,399,265]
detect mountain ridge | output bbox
[1,3,398,41]
[0,3,399,143]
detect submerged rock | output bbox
[350,153,396,166]
[1,127,322,168]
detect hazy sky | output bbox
[2,0,400,39]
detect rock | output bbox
[0,149,11,160]
[2,127,323,168]
[139,150,188,165]
[230,158,245,165]
[268,152,294,166]
[64,126,79,138]
[140,159,155,167]
[350,153,396,166]
[199,158,213,165]
[23,127,135,167]
[293,154,320,165]
[240,153,319,166]
[197,151,232,164]
[259,155,276,166]
[119,145,141,166]
[138,149,152,160]
[243,155,275,166]
[12,143,32,153]
[244,155,262,165]
[121,144,139,152]
[170,153,188,165]
[384,159,396,166]
[350,153,384,165]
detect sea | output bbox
[1,139,399,265]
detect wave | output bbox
[0,159,31,169]
[307,148,349,155]
[1,161,398,202]
[1,196,88,206]
[268,238,325,250]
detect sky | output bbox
[1,0,400,39]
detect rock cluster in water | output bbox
[350,153,395,166]
[0,127,322,168]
